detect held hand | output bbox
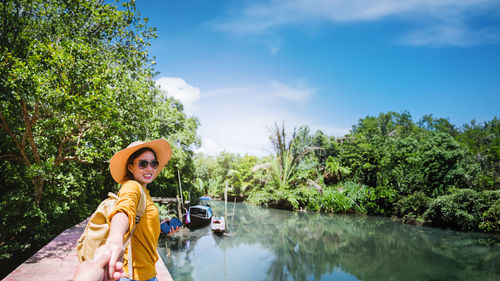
[73,245,127,281]
[103,240,126,280]
[73,250,108,281]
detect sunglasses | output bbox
[137,159,159,169]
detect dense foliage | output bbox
[1,0,498,277]
[0,0,199,274]
[194,113,499,233]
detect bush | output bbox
[321,188,355,213]
[479,199,500,233]
[247,188,280,207]
[318,182,397,215]
[319,182,370,213]
[365,185,398,216]
[293,186,322,211]
[342,181,371,214]
[424,189,500,231]
[155,203,177,221]
[394,191,431,219]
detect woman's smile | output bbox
[127,151,157,185]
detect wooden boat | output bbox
[211,216,225,234]
[184,204,213,229]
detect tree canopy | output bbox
[0,0,199,271]
[194,112,499,232]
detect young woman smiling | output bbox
[103,139,172,281]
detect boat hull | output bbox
[187,214,211,228]
[211,217,225,234]
[184,204,213,229]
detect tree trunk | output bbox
[20,100,44,205]
[32,176,44,206]
[307,179,323,194]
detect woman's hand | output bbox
[73,246,109,281]
[73,245,127,281]
[106,212,130,280]
[102,240,126,280]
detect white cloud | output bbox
[270,80,316,101]
[196,137,220,155]
[156,77,201,114]
[193,80,345,156]
[401,24,500,46]
[155,77,348,156]
[214,0,499,46]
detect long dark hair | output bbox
[124,147,157,181]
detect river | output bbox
[158,200,500,281]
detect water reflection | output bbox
[159,201,500,281]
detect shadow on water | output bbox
[158,201,500,281]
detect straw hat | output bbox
[109,139,172,184]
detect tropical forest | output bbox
[0,0,498,279]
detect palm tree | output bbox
[268,122,320,189]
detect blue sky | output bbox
[135,0,500,156]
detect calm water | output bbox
[158,201,500,281]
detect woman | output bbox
[104,139,172,281]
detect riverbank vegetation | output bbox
[193,113,499,233]
[162,201,498,281]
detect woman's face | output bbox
[127,150,157,185]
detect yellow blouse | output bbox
[109,180,160,280]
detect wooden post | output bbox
[176,195,182,220]
[232,197,236,224]
[178,169,184,211]
[224,182,228,220]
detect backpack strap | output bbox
[108,192,119,200]
[123,185,147,279]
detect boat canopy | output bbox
[190,205,213,218]
[199,196,211,201]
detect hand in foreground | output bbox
[103,239,126,280]
[73,245,127,281]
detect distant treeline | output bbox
[192,112,499,234]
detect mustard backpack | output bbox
[76,186,146,277]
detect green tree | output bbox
[340,136,383,187]
[193,153,218,195]
[379,136,422,194]
[456,118,500,189]
[417,114,458,136]
[1,0,158,205]
[343,112,475,197]
[148,98,201,196]
[419,132,469,197]
[268,123,320,190]
[245,123,322,209]
[0,0,199,269]
[311,129,339,166]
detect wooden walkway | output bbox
[4,219,173,281]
